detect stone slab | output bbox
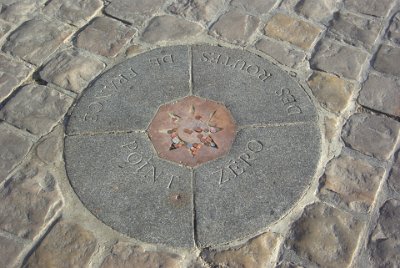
[64,132,194,248]
[194,123,320,246]
[66,46,190,135]
[192,45,317,125]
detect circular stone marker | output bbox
[65,45,321,248]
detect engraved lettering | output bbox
[167,175,178,189]
[258,69,272,81]
[247,140,263,153]
[122,141,138,150]
[126,152,142,165]
[135,157,152,172]
[222,56,235,67]
[228,160,244,177]
[150,54,174,66]
[275,88,302,115]
[234,60,247,70]
[83,102,103,121]
[287,105,302,115]
[213,169,230,185]
[239,153,253,166]
[246,65,260,75]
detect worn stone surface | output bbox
[388,150,400,194]
[264,13,321,50]
[64,133,194,247]
[194,124,320,246]
[0,160,61,239]
[0,84,73,136]
[44,0,102,27]
[310,39,368,80]
[0,20,11,39]
[319,151,384,213]
[387,12,400,46]
[100,242,182,268]
[210,9,260,46]
[0,123,33,183]
[104,0,164,25]
[26,220,97,268]
[294,0,339,24]
[76,16,136,58]
[39,49,105,93]
[327,11,381,50]
[0,235,24,268]
[202,232,281,267]
[343,0,394,17]
[167,0,225,25]
[2,18,71,65]
[141,15,203,43]
[231,0,276,15]
[255,38,306,68]
[34,125,64,167]
[0,53,31,103]
[0,0,39,24]
[324,116,339,143]
[373,45,400,77]
[358,73,400,117]
[342,113,400,161]
[368,199,400,267]
[307,71,354,114]
[286,203,364,268]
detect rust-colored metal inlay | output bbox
[148,96,237,167]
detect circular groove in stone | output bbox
[64,45,321,248]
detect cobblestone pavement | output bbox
[0,0,399,267]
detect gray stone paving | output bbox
[0,0,399,267]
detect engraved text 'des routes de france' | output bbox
[64,45,321,248]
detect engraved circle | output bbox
[64,45,321,248]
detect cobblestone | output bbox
[0,235,24,268]
[286,203,364,267]
[255,38,306,68]
[294,0,339,24]
[387,12,400,46]
[368,199,400,267]
[0,20,11,39]
[0,123,33,183]
[39,49,105,93]
[26,220,97,268]
[231,0,276,15]
[373,45,400,77]
[34,125,64,167]
[343,0,395,17]
[319,151,385,213]
[307,71,354,114]
[2,18,72,65]
[388,150,400,194]
[310,39,368,80]
[100,242,182,268]
[0,84,73,136]
[43,0,102,27]
[76,16,136,58]
[342,113,400,161]
[0,53,31,103]
[358,73,400,117]
[210,9,259,45]
[0,159,60,239]
[141,15,203,43]
[202,232,281,267]
[0,0,39,24]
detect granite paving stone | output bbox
[0,20,11,39]
[343,0,395,17]
[264,13,321,50]
[327,11,382,50]
[255,38,306,68]
[373,45,400,77]
[39,49,105,94]
[0,84,73,136]
[307,71,354,114]
[358,73,400,117]
[368,199,400,267]
[2,17,72,65]
[34,125,64,167]
[0,159,61,239]
[210,9,260,46]
[192,45,317,125]
[294,0,339,24]
[286,203,364,268]
[387,12,400,46]
[319,151,385,213]
[0,235,24,268]
[75,16,136,58]
[342,113,400,161]
[100,241,183,268]
[66,46,190,134]
[64,132,194,247]
[230,0,276,15]
[0,53,32,103]
[202,232,281,267]
[167,0,226,25]
[310,38,368,80]
[194,124,320,245]
[388,150,400,194]
[141,15,203,44]
[26,220,97,268]
[0,123,33,183]
[104,0,164,26]
[0,0,39,24]
[43,0,102,27]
